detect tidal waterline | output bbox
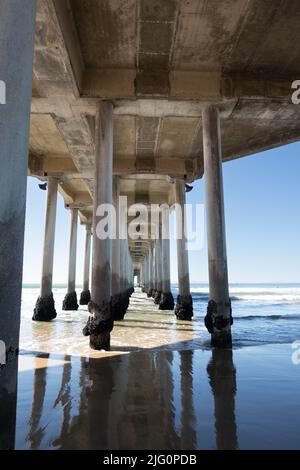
[15,285,300,449]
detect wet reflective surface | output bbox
[9,290,300,450]
[14,343,300,450]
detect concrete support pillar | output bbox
[63,208,79,310]
[0,0,36,450]
[154,226,162,305]
[174,180,193,320]
[144,255,149,293]
[79,224,92,305]
[83,102,113,350]
[140,262,144,289]
[111,176,127,320]
[147,245,153,297]
[33,178,58,321]
[120,240,125,291]
[159,207,174,310]
[112,177,120,298]
[142,257,147,292]
[202,106,232,347]
[151,244,157,298]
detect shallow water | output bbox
[20,289,207,356]
[14,285,300,450]
[16,344,300,450]
[20,284,300,354]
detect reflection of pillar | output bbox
[180,351,196,449]
[79,225,92,305]
[27,354,49,449]
[207,349,238,450]
[174,180,193,320]
[52,356,72,448]
[46,356,115,449]
[159,207,174,310]
[202,106,232,347]
[33,178,58,321]
[83,102,113,350]
[0,0,36,451]
[63,208,79,311]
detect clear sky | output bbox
[23,141,300,285]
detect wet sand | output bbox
[15,291,300,450]
[20,290,208,357]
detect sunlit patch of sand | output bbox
[20,290,206,358]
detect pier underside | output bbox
[30,0,300,223]
[2,0,300,450]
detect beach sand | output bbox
[15,290,300,450]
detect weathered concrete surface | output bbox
[0,0,36,450]
[33,177,58,321]
[13,0,300,348]
[79,289,91,306]
[62,291,78,311]
[39,178,58,298]
[203,106,231,347]
[84,102,113,350]
[33,292,56,321]
[63,208,78,311]
[28,0,300,229]
[80,224,91,305]
[160,207,174,310]
[174,180,193,320]
[175,181,191,297]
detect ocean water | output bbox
[16,285,300,449]
[20,283,300,352]
[188,283,300,346]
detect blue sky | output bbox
[23,142,300,285]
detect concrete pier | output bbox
[160,207,174,310]
[2,0,300,396]
[147,245,153,297]
[63,208,79,311]
[202,106,232,348]
[33,178,58,321]
[83,102,114,350]
[154,227,162,305]
[151,244,157,299]
[79,224,92,305]
[111,177,127,320]
[174,181,193,320]
[0,0,36,450]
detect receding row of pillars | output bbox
[1,32,232,417]
[131,109,232,348]
[1,2,233,450]
[32,191,92,321]
[136,185,193,319]
[28,103,232,352]
[32,103,135,352]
